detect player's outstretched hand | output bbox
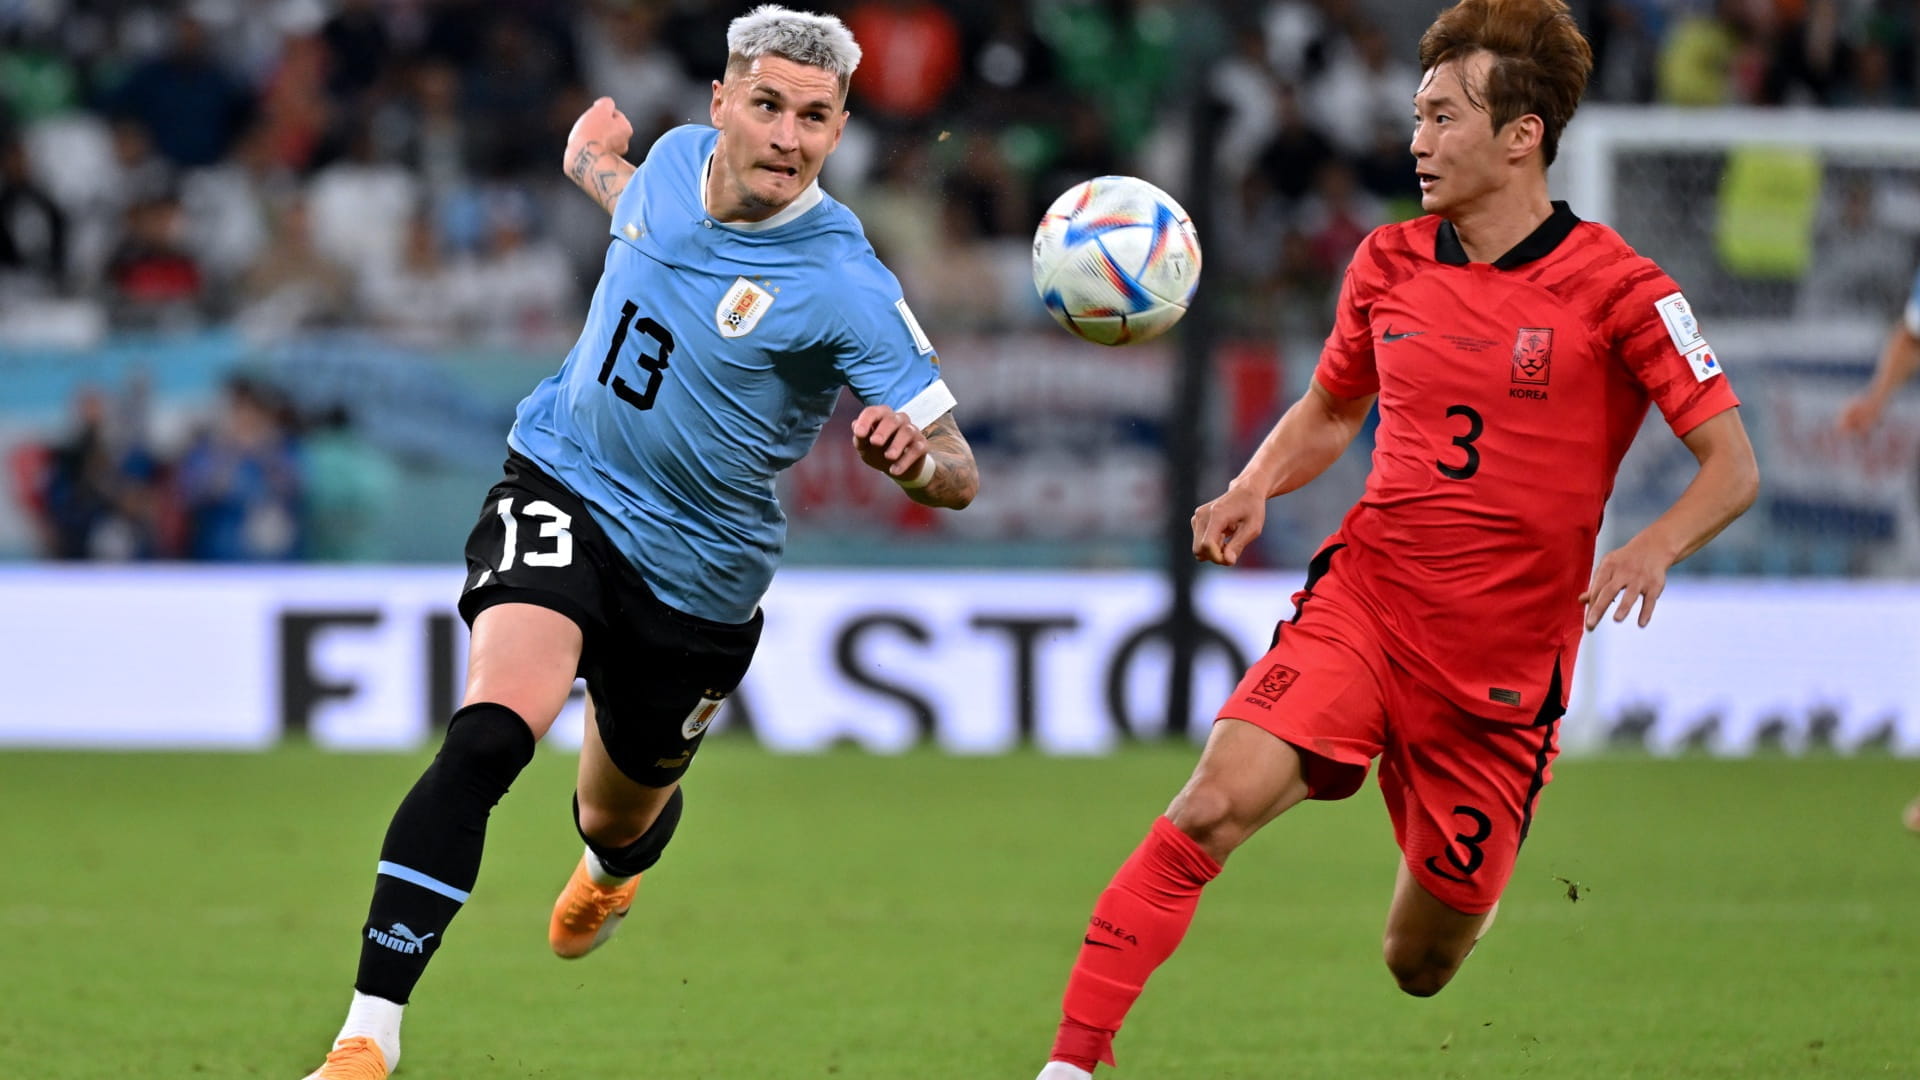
[851,405,929,479]
[1835,392,1884,436]
[1191,484,1266,566]
[566,96,632,162]
[1579,537,1669,631]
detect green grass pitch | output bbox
[2,742,1915,1078]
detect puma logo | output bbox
[366,922,437,955]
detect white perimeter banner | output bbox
[0,567,1914,756]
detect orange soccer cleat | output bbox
[548,854,641,959]
[300,1036,389,1080]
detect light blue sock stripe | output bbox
[376,861,471,903]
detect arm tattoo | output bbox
[907,413,979,510]
[567,144,598,185]
[590,167,628,214]
[567,141,631,215]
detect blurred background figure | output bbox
[0,129,69,295]
[40,383,163,561]
[358,209,460,346]
[300,402,399,562]
[237,195,353,335]
[176,375,302,562]
[105,192,204,329]
[104,11,254,170]
[1835,261,1920,441]
[306,121,417,283]
[845,0,964,129]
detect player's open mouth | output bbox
[1417,173,1438,191]
[760,164,799,178]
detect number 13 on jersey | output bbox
[599,299,676,411]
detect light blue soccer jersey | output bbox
[508,125,954,623]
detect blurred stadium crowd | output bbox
[3,0,1918,563]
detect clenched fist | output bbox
[566,96,632,163]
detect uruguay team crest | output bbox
[716,276,775,338]
[681,692,726,740]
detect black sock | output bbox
[354,703,535,1004]
[576,786,685,878]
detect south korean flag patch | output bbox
[716,276,775,339]
[1656,291,1722,382]
[1682,343,1722,382]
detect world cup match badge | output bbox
[716,276,775,338]
[1511,327,1553,385]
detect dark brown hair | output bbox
[1418,0,1593,166]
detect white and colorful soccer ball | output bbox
[1031,175,1202,346]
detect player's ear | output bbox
[1505,113,1544,164]
[709,79,727,127]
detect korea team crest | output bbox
[1251,664,1299,702]
[716,276,775,338]
[1511,327,1552,385]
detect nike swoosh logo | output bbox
[1382,327,1424,343]
[1083,936,1124,950]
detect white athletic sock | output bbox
[585,845,636,887]
[336,990,403,1069]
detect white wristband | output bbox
[895,452,937,489]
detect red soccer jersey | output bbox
[1311,203,1739,721]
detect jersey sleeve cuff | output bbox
[1904,298,1919,338]
[1313,362,1376,401]
[1667,389,1740,439]
[899,378,957,429]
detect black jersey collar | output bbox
[1435,200,1581,269]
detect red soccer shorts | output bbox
[1217,574,1562,915]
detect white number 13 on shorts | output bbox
[494,497,574,569]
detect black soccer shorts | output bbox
[456,452,762,787]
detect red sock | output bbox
[1050,816,1222,1071]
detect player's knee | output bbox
[1388,963,1455,998]
[1165,783,1249,858]
[438,703,538,791]
[1382,935,1466,998]
[572,791,664,849]
[576,800,648,849]
[576,786,684,875]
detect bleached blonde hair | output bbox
[725,5,862,98]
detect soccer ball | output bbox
[1032,175,1202,346]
